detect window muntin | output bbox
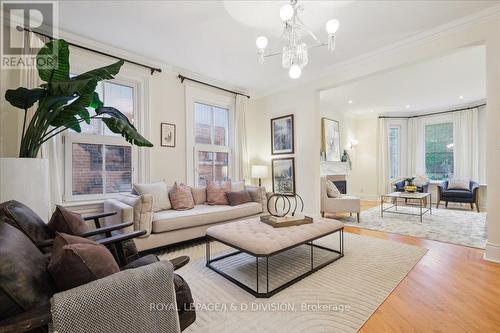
[425,122,454,180]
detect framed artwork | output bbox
[272,157,296,195]
[322,117,341,161]
[161,123,176,147]
[271,114,294,155]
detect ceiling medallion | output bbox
[255,0,340,79]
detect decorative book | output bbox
[260,215,313,228]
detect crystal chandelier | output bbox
[255,0,340,79]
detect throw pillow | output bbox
[191,186,207,205]
[169,183,195,210]
[448,178,470,191]
[326,180,341,198]
[231,180,246,192]
[48,206,90,235]
[48,233,120,291]
[133,181,171,212]
[226,190,252,206]
[206,180,231,205]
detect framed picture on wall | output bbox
[272,157,296,195]
[322,117,341,161]
[271,114,294,155]
[161,123,176,147]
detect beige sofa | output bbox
[103,184,267,252]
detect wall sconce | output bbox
[346,139,359,150]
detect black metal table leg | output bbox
[266,257,269,294]
[256,257,259,293]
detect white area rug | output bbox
[341,205,486,249]
[159,232,427,333]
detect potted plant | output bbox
[404,177,417,193]
[1,39,153,218]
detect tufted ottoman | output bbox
[205,217,344,298]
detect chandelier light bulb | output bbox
[255,36,268,50]
[325,19,340,34]
[280,4,294,22]
[289,64,302,79]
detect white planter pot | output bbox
[0,158,50,220]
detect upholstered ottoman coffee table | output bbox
[205,217,344,298]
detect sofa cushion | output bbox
[231,180,245,192]
[442,189,473,199]
[226,190,252,206]
[169,183,195,210]
[326,180,341,198]
[48,233,120,292]
[152,202,262,233]
[48,206,90,235]
[447,178,470,191]
[207,180,231,205]
[133,181,171,212]
[0,220,55,320]
[0,200,53,246]
[191,186,207,205]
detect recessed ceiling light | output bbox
[348,100,353,104]
[459,95,464,99]
[405,105,410,109]
[370,109,374,113]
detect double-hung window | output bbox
[388,125,401,179]
[64,80,137,200]
[194,102,232,186]
[424,122,454,180]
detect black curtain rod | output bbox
[17,26,162,75]
[178,74,250,99]
[378,103,486,119]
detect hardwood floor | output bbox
[333,201,500,333]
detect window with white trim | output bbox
[194,102,231,186]
[64,80,137,200]
[388,125,401,179]
[425,122,454,180]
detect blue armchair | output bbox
[437,180,480,212]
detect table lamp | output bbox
[251,165,268,187]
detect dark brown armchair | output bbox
[0,202,196,332]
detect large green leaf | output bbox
[72,60,124,96]
[49,78,92,96]
[50,112,81,132]
[97,106,153,147]
[5,87,45,110]
[37,40,70,83]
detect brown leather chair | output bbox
[0,200,140,265]
[0,207,196,332]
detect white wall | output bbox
[247,88,321,214]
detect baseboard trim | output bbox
[484,241,500,264]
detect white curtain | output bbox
[377,118,391,195]
[20,32,63,209]
[453,108,479,180]
[234,95,250,182]
[407,117,425,176]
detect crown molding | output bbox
[252,3,500,99]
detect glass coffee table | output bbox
[381,192,432,222]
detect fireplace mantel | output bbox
[320,161,349,176]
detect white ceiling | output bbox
[57,1,497,94]
[320,45,486,116]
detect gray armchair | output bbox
[437,180,480,212]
